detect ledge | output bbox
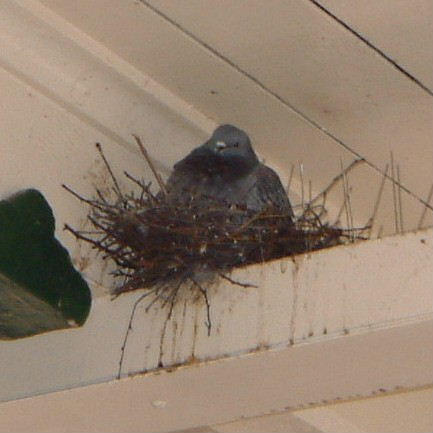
[0,310,431,432]
[0,228,431,412]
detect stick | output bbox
[96,143,125,202]
[390,152,399,234]
[132,134,168,197]
[366,164,388,239]
[299,162,305,211]
[397,165,404,233]
[190,278,212,336]
[418,182,433,229]
[285,164,295,195]
[117,288,160,379]
[310,158,364,205]
[218,272,258,288]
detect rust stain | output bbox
[289,258,301,343]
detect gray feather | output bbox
[165,125,294,222]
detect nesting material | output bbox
[64,140,368,377]
[64,142,366,299]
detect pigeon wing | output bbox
[243,164,294,218]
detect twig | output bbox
[144,285,166,312]
[310,158,364,205]
[64,223,115,254]
[218,272,258,288]
[285,163,295,194]
[299,162,305,211]
[96,143,125,202]
[342,159,354,241]
[390,152,399,234]
[132,134,167,196]
[340,159,351,236]
[234,210,267,233]
[123,171,158,204]
[366,164,388,239]
[397,165,404,233]
[157,279,185,367]
[161,279,183,310]
[418,181,433,229]
[166,281,183,320]
[190,278,211,336]
[117,289,159,379]
[334,184,352,227]
[62,184,106,212]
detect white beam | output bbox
[0,229,432,416]
[0,319,431,433]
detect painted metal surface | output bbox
[0,228,431,404]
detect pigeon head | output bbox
[173,124,260,177]
[204,125,259,169]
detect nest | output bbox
[64,139,369,378]
[65,140,367,297]
[65,183,346,294]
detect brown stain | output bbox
[76,255,91,272]
[191,307,199,358]
[255,342,272,352]
[158,311,171,368]
[289,258,301,344]
[171,320,178,362]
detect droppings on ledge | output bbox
[63,136,369,378]
[65,138,367,301]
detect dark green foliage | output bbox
[0,189,91,338]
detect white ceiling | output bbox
[319,0,433,89]
[36,0,433,236]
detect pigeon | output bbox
[165,124,294,223]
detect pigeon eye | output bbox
[215,141,227,151]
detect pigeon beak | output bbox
[215,141,227,152]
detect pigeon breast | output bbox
[164,125,294,222]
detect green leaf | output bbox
[0,189,91,339]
